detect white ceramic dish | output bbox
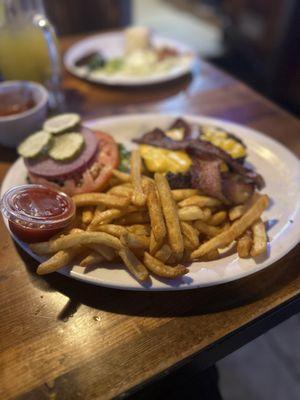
[64,31,196,86]
[0,81,48,148]
[1,114,300,291]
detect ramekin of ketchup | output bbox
[1,185,75,243]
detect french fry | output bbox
[80,252,105,267]
[143,252,188,278]
[171,189,199,202]
[92,224,127,238]
[115,211,149,225]
[229,205,247,221]
[81,207,94,226]
[178,195,221,208]
[37,247,81,275]
[127,224,151,236]
[31,231,123,255]
[146,181,166,247]
[155,244,172,263]
[131,149,146,206]
[180,221,199,249]
[237,230,252,258]
[112,169,130,182]
[209,211,227,226]
[155,173,184,259]
[149,231,161,254]
[108,185,133,197]
[203,249,219,261]
[194,220,221,238]
[89,209,124,228]
[178,206,211,221]
[118,247,149,281]
[250,219,267,257]
[73,193,130,208]
[120,232,150,249]
[87,243,116,261]
[191,195,269,259]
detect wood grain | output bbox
[0,34,300,400]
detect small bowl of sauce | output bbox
[1,184,75,242]
[0,81,48,148]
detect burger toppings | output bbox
[48,132,84,161]
[17,130,52,158]
[43,113,81,134]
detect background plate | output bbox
[64,31,196,86]
[1,114,300,290]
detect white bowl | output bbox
[0,81,49,148]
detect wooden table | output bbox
[1,35,300,400]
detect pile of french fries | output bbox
[31,149,269,283]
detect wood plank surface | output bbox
[0,34,299,400]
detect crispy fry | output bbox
[171,189,199,202]
[112,169,131,182]
[81,206,94,225]
[178,195,222,208]
[203,249,219,261]
[92,224,128,238]
[143,252,188,278]
[89,209,124,228]
[31,231,123,255]
[73,193,130,208]
[178,206,210,221]
[149,231,162,254]
[250,219,267,257]
[87,243,116,261]
[191,195,269,259]
[155,244,172,263]
[229,205,247,221]
[155,173,184,258]
[237,230,252,258]
[121,232,150,249]
[115,211,149,225]
[209,211,227,226]
[37,247,81,275]
[180,221,199,249]
[127,224,151,236]
[146,181,166,247]
[80,252,105,267]
[118,247,149,281]
[194,220,221,238]
[131,149,146,206]
[108,185,133,197]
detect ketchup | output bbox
[1,185,75,243]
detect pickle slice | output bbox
[17,130,52,158]
[43,113,81,134]
[48,132,84,161]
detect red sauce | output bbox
[0,89,35,117]
[2,185,75,243]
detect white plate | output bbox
[64,31,196,86]
[1,114,300,291]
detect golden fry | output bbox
[143,252,188,278]
[155,173,184,258]
[87,243,116,261]
[108,185,133,197]
[73,193,130,208]
[31,231,123,255]
[127,224,151,236]
[37,247,81,275]
[203,249,219,261]
[146,180,166,247]
[191,195,269,259]
[89,209,124,228]
[229,205,247,221]
[178,206,209,221]
[171,189,199,202]
[81,206,94,225]
[155,244,172,263]
[121,232,150,249]
[112,169,130,182]
[131,149,147,206]
[209,211,227,226]
[250,219,267,257]
[115,211,149,226]
[194,220,221,238]
[178,195,221,208]
[180,221,199,249]
[80,252,105,267]
[92,224,127,238]
[237,230,252,258]
[118,247,149,281]
[149,231,162,254]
